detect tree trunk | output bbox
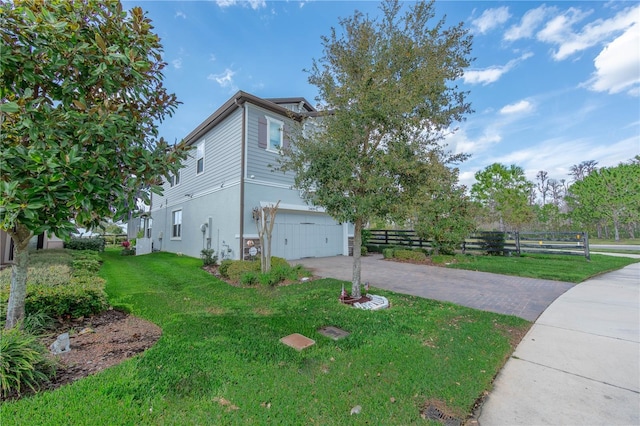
[5,224,33,329]
[351,217,362,298]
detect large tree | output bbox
[413,157,476,255]
[567,161,640,240]
[278,0,472,298]
[0,0,189,328]
[471,163,534,231]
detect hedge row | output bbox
[0,250,108,322]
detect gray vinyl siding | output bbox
[149,107,244,259]
[245,103,297,186]
[152,108,243,209]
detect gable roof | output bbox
[181,91,316,147]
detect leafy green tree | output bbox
[0,0,189,328]
[413,157,475,255]
[471,163,534,231]
[567,162,640,240]
[278,0,472,297]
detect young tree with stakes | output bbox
[278,0,472,298]
[0,0,189,328]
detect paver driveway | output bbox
[293,254,574,321]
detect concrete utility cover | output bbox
[280,333,316,351]
[318,326,350,340]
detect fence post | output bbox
[384,230,389,245]
[584,232,590,261]
[515,232,521,255]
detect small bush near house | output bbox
[382,248,395,259]
[394,249,427,261]
[222,258,310,286]
[218,259,234,278]
[0,328,56,399]
[240,272,259,286]
[64,237,106,252]
[270,257,289,270]
[200,249,218,266]
[226,260,260,282]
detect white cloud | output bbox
[500,100,534,115]
[471,7,511,34]
[463,53,533,85]
[538,4,638,61]
[445,127,502,157]
[208,68,236,89]
[209,54,217,62]
[505,5,553,41]
[175,11,186,19]
[172,58,183,69]
[586,22,640,96]
[216,0,266,10]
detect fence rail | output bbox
[367,229,590,260]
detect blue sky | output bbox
[125,0,639,187]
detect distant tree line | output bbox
[468,157,639,240]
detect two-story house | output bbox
[148,91,350,261]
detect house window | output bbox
[172,210,182,239]
[266,117,283,152]
[196,142,204,175]
[169,171,180,187]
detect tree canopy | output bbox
[1,0,189,328]
[470,163,534,232]
[279,0,472,297]
[567,161,640,240]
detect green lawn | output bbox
[447,253,639,283]
[2,252,529,425]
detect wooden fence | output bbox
[367,229,590,260]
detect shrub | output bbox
[29,249,73,267]
[227,260,260,282]
[0,249,108,322]
[24,275,109,319]
[270,257,289,269]
[394,249,427,261]
[22,311,55,334]
[366,244,384,254]
[71,250,102,263]
[64,237,105,252]
[257,272,278,287]
[218,259,234,278]
[240,272,259,286]
[71,258,101,274]
[0,328,56,398]
[382,248,395,259]
[200,249,218,266]
[360,246,368,256]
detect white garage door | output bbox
[271,211,343,260]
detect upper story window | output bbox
[266,117,283,152]
[172,209,182,239]
[196,141,205,175]
[169,171,180,187]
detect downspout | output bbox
[239,100,246,260]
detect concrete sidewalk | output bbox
[478,262,640,425]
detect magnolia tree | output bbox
[0,1,189,328]
[278,0,472,298]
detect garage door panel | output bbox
[271,212,343,259]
